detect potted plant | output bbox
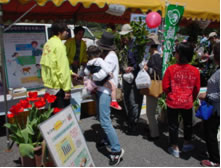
[5,91,61,166]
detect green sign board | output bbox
[162,4,184,75]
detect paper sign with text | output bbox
[39,105,95,167]
[3,25,46,89]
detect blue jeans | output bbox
[96,91,121,153]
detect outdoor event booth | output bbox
[0,0,220,151]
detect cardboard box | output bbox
[81,101,96,116]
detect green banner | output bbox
[162,4,184,75]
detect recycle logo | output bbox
[168,9,180,25]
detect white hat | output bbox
[209,32,217,39]
[119,24,132,35]
[148,33,160,45]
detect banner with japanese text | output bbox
[162,4,184,75]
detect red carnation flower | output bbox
[7,113,14,118]
[53,107,62,114]
[27,91,39,101]
[19,99,32,109]
[34,100,46,109]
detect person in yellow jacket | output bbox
[40,21,77,108]
[65,26,88,73]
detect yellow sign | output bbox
[54,120,63,131]
[56,135,76,164]
[21,76,41,83]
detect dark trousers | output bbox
[51,89,70,108]
[123,79,143,126]
[204,114,220,163]
[167,107,193,146]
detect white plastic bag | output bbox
[81,88,92,100]
[123,72,134,84]
[135,69,151,89]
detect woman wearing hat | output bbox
[144,33,162,140]
[95,32,124,166]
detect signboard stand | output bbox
[39,105,95,167]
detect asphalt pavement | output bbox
[0,108,210,167]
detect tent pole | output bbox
[0,5,10,150]
[4,4,37,32]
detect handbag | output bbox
[195,100,214,120]
[147,71,163,98]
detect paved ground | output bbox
[0,108,211,167]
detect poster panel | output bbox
[39,105,95,167]
[3,25,46,89]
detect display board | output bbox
[39,105,95,167]
[3,25,46,89]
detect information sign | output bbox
[39,105,95,167]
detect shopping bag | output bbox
[195,100,214,120]
[148,71,163,98]
[123,72,134,84]
[135,69,151,89]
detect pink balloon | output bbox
[145,12,162,28]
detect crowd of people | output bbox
[39,21,220,167]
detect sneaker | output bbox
[201,160,220,167]
[182,144,194,152]
[110,101,122,110]
[109,149,125,166]
[168,147,180,158]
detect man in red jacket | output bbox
[163,42,200,158]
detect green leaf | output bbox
[9,134,24,144]
[4,123,17,130]
[21,129,30,143]
[19,143,34,158]
[26,124,34,135]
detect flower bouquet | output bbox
[4,91,62,165]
